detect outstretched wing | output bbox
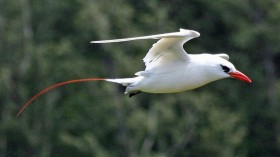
[91,29,200,70]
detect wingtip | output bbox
[179,28,187,32]
[90,40,107,43]
[179,28,200,38]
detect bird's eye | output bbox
[220,64,230,73]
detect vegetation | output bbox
[0,0,279,157]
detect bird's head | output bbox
[207,53,252,83]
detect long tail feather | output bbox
[16,78,105,117]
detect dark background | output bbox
[0,0,279,157]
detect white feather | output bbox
[91,29,250,94]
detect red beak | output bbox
[229,71,252,83]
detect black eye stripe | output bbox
[220,64,230,73]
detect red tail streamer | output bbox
[16,78,105,117]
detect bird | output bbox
[16,28,252,116]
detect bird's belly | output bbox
[135,72,209,93]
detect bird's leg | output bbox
[129,91,141,97]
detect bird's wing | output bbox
[91,29,200,70]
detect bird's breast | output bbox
[135,67,212,93]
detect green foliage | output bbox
[0,0,279,157]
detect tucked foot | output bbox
[129,91,141,97]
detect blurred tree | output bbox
[0,0,279,157]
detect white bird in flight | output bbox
[17,28,252,116]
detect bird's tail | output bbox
[105,77,140,86]
[16,77,139,117]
